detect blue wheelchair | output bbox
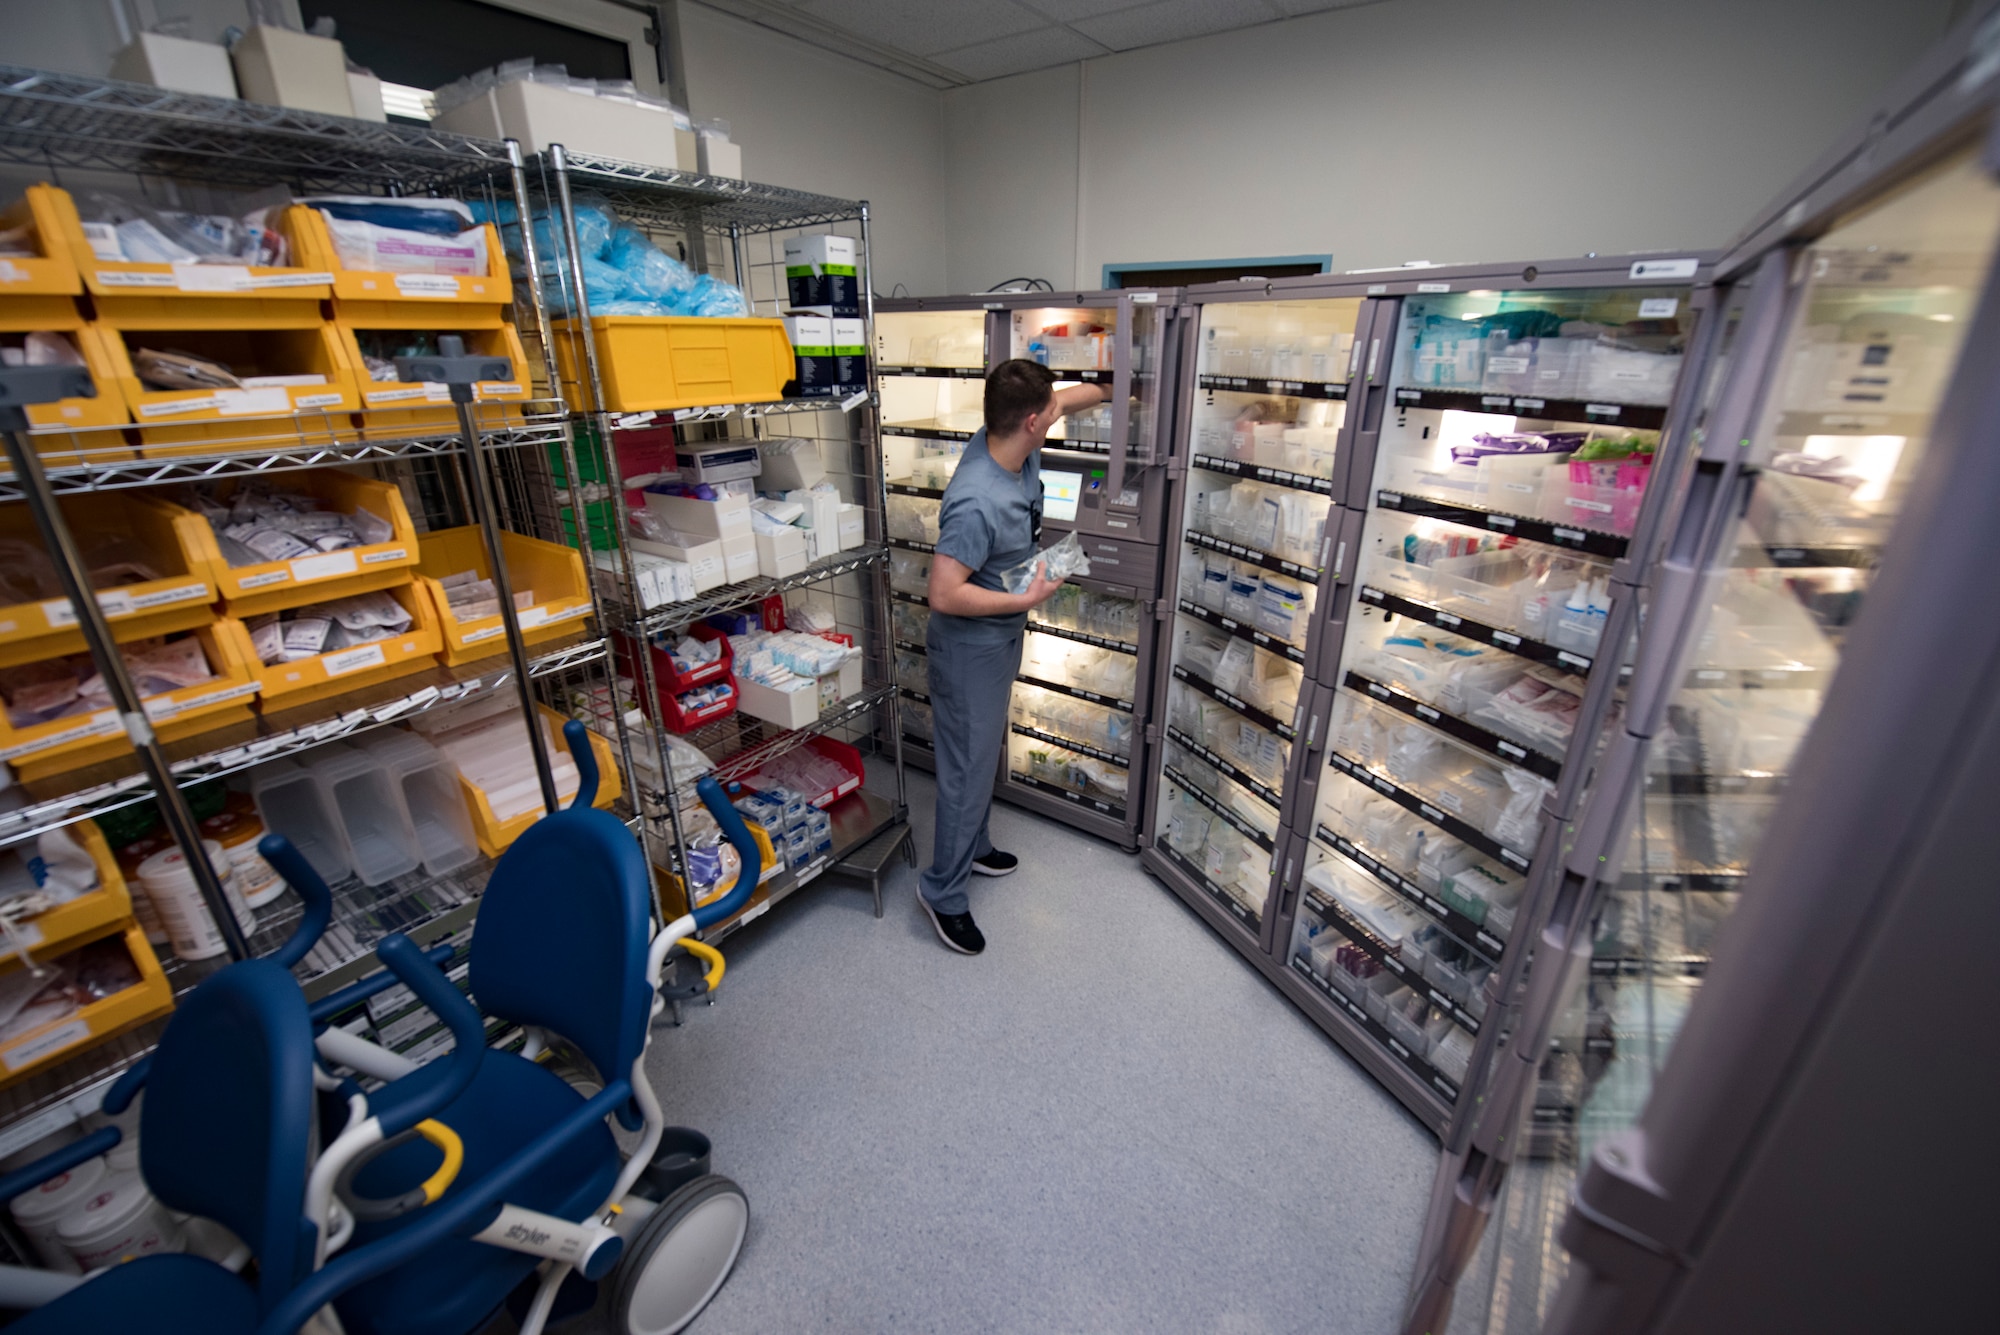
[0,720,764,1335]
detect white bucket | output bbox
[56,1174,183,1271]
[137,840,254,961]
[8,1156,104,1273]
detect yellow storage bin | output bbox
[0,186,83,296]
[0,300,133,468]
[0,494,217,668]
[338,318,531,438]
[0,620,261,782]
[0,821,132,970]
[461,706,622,858]
[551,315,792,412]
[183,469,421,618]
[285,206,513,308]
[658,818,779,922]
[218,581,440,712]
[38,185,333,305]
[92,320,360,454]
[415,526,593,666]
[0,926,173,1090]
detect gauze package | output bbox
[1000,531,1091,595]
[320,215,489,276]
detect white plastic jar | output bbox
[137,841,254,961]
[8,1156,105,1273]
[56,1174,183,1270]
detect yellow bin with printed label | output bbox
[180,469,421,619]
[415,526,593,666]
[550,315,792,412]
[0,926,174,1091]
[217,580,442,713]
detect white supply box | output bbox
[784,235,860,317]
[675,443,763,484]
[836,504,866,550]
[434,80,696,172]
[720,535,757,583]
[112,33,238,99]
[230,25,353,117]
[736,676,819,729]
[632,536,725,593]
[756,528,809,578]
[644,491,752,541]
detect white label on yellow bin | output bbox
[239,570,290,590]
[6,923,41,951]
[129,582,208,610]
[478,382,523,398]
[0,709,120,760]
[173,264,253,292]
[394,273,460,297]
[324,644,387,676]
[548,604,589,624]
[425,383,452,402]
[251,271,335,288]
[217,387,292,416]
[3,1020,92,1072]
[0,260,27,283]
[38,598,76,628]
[516,606,551,629]
[464,624,506,644]
[139,397,220,417]
[366,388,430,404]
[97,270,176,287]
[361,548,408,565]
[291,550,359,582]
[157,681,259,715]
[296,393,344,410]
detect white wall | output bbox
[678,3,947,295]
[941,0,1965,291]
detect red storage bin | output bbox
[742,735,864,809]
[617,630,737,732]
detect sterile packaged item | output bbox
[1254,576,1307,642]
[999,531,1091,595]
[318,214,489,275]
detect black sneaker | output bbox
[916,892,985,955]
[971,850,1019,877]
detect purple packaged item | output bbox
[1450,431,1589,467]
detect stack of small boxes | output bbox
[733,787,835,873]
[782,234,868,400]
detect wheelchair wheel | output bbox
[609,1173,749,1335]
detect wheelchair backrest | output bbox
[469,806,653,1092]
[140,958,318,1315]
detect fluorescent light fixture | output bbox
[380,82,437,121]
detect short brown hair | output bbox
[984,359,1056,436]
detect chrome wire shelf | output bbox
[0,65,513,192]
[660,683,895,802]
[0,634,607,847]
[548,149,864,235]
[607,397,865,430]
[5,412,568,499]
[616,546,888,637]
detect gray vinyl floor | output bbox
[619,768,1435,1334]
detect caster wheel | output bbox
[609,1174,749,1335]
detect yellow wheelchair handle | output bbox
[677,938,725,993]
[336,1118,465,1222]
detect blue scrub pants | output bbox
[917,620,1023,915]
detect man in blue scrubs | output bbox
[917,359,1111,954]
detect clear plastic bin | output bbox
[304,744,420,887]
[1428,549,1530,624]
[1581,344,1680,406]
[250,757,351,884]
[356,731,479,876]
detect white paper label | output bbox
[516,605,551,628]
[174,264,253,292]
[1487,357,1530,373]
[1416,282,1451,293]
[0,260,29,284]
[291,550,359,582]
[157,681,258,714]
[249,271,334,288]
[394,273,461,297]
[360,547,408,565]
[366,387,430,404]
[478,382,523,397]
[216,387,293,416]
[139,396,219,417]
[238,569,290,589]
[1638,298,1679,318]
[1629,258,1699,280]
[37,598,75,628]
[323,643,387,676]
[463,625,505,643]
[97,270,176,287]
[3,1019,91,1072]
[295,392,344,409]
[129,581,209,609]
[0,709,119,760]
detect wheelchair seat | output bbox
[333,1050,623,1335]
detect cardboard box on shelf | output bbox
[784,234,859,317]
[633,536,724,593]
[434,79,695,172]
[347,71,387,122]
[697,132,742,180]
[110,33,238,99]
[735,675,819,730]
[674,442,761,484]
[643,490,752,541]
[783,315,836,399]
[836,504,866,550]
[230,25,353,117]
[721,535,757,583]
[832,318,869,389]
[756,438,824,491]
[755,528,808,578]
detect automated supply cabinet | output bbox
[1143,260,1717,1135]
[875,290,1184,849]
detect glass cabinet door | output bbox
[1443,149,2000,1335]
[1155,297,1362,934]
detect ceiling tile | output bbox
[1013,0,1152,20]
[797,0,1047,57]
[1072,0,1282,51]
[934,25,1111,80]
